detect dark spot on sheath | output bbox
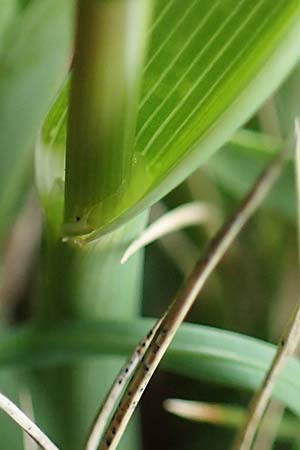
[118,379,122,385]
[147,330,153,338]
[144,364,149,371]
[162,328,168,334]
[112,428,116,435]
[142,342,146,347]
[106,439,111,447]
[76,216,80,222]
[125,367,129,373]
[128,391,132,396]
[153,343,160,354]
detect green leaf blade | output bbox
[36,0,300,239]
[130,0,300,226]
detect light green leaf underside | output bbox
[37,0,300,238]
[1,318,300,416]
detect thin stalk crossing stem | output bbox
[84,316,165,450]
[0,392,60,450]
[86,147,287,450]
[230,123,300,450]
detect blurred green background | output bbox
[0,1,300,450]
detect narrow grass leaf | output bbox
[2,319,300,416]
[121,202,217,263]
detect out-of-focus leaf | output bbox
[0,0,18,48]
[274,62,300,138]
[164,399,299,441]
[204,130,296,220]
[1,319,300,417]
[37,0,300,239]
[0,0,73,237]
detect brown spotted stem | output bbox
[230,122,300,450]
[88,147,288,450]
[84,350,141,450]
[84,317,165,450]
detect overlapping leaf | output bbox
[37,0,300,238]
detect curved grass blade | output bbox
[121,202,217,263]
[2,318,300,415]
